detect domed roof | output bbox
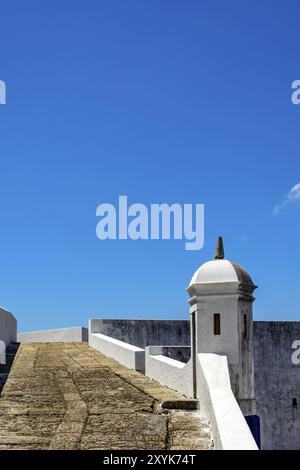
[188,237,256,294]
[189,259,254,287]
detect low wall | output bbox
[18,326,88,343]
[254,321,300,450]
[145,346,193,398]
[197,353,258,450]
[89,332,145,372]
[89,319,190,349]
[0,307,17,364]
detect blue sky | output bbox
[0,1,300,331]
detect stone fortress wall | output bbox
[13,318,300,449]
[254,321,300,449]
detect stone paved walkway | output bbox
[0,343,213,450]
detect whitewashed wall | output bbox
[145,346,193,398]
[0,307,17,364]
[89,332,145,372]
[197,353,257,450]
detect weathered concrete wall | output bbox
[254,321,300,450]
[89,319,190,349]
[18,326,88,343]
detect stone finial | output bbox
[214,236,225,260]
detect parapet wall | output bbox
[18,326,88,343]
[89,319,190,374]
[145,346,193,397]
[197,353,258,450]
[89,319,190,349]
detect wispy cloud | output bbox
[273,182,300,215]
[234,236,248,241]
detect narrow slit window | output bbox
[244,314,248,338]
[213,313,221,335]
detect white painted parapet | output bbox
[145,346,193,398]
[89,332,145,372]
[197,353,258,450]
[0,306,17,364]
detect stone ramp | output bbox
[0,343,213,450]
